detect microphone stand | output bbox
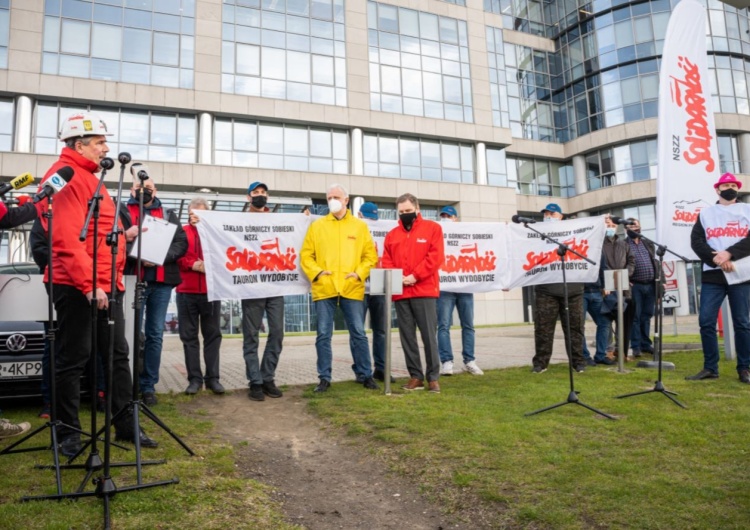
[0,187,90,498]
[522,221,616,420]
[616,229,689,408]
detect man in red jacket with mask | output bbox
[42,111,154,457]
[381,193,445,393]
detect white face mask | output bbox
[328,199,343,214]
[544,216,560,223]
[440,217,452,223]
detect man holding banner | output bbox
[382,193,445,393]
[301,184,379,393]
[687,173,750,384]
[531,204,587,374]
[241,181,286,401]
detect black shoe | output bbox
[372,370,396,383]
[262,380,283,398]
[575,364,586,373]
[314,379,330,393]
[59,436,82,458]
[685,369,719,380]
[739,370,750,384]
[185,381,201,395]
[115,428,158,448]
[205,380,225,395]
[248,384,265,401]
[595,358,616,366]
[142,392,158,406]
[631,350,642,358]
[362,377,379,390]
[585,358,597,367]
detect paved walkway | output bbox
[155,314,701,394]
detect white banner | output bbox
[194,210,312,301]
[503,216,605,290]
[439,222,506,293]
[656,0,719,261]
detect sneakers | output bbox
[205,380,225,395]
[185,381,202,395]
[739,370,750,384]
[262,380,283,398]
[685,369,719,381]
[248,384,265,401]
[585,358,597,367]
[531,365,547,374]
[362,377,379,390]
[440,361,454,376]
[142,392,158,406]
[632,349,642,358]
[401,378,425,391]
[314,379,331,393]
[428,381,441,393]
[38,403,51,419]
[575,364,586,373]
[0,420,31,440]
[595,358,616,366]
[463,361,484,375]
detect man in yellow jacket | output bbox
[301,184,379,392]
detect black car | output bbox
[0,262,45,399]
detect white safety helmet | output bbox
[58,111,113,141]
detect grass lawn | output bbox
[307,350,750,530]
[0,396,300,530]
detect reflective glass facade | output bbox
[367,1,473,122]
[42,0,196,88]
[221,0,347,106]
[364,133,474,183]
[215,118,349,174]
[486,26,510,129]
[34,102,197,163]
[505,156,575,197]
[0,0,9,69]
[0,98,12,151]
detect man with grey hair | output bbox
[301,184,379,393]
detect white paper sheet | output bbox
[128,215,178,266]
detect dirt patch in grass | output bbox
[182,386,500,529]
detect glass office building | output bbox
[1,0,748,324]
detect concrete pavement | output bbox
[155,314,701,394]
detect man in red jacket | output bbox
[381,193,445,393]
[176,197,224,395]
[43,111,155,457]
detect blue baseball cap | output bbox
[247,181,268,193]
[359,202,378,220]
[541,203,562,215]
[440,205,458,217]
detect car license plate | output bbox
[0,361,42,378]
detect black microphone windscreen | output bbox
[511,214,520,223]
[57,166,74,182]
[100,157,115,170]
[118,152,132,164]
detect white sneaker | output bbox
[0,420,31,439]
[440,361,454,376]
[464,361,484,375]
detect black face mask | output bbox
[251,195,268,209]
[136,189,154,204]
[720,188,739,202]
[399,212,417,230]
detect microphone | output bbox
[130,162,149,181]
[610,216,636,226]
[626,228,641,239]
[118,152,132,165]
[0,173,34,197]
[512,214,537,224]
[100,157,115,170]
[34,166,74,204]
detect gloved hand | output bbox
[16,195,32,206]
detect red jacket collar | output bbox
[59,146,101,174]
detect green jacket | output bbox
[300,211,378,301]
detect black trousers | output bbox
[53,285,133,438]
[394,297,440,382]
[177,293,222,384]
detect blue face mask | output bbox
[605,228,616,238]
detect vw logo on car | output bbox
[5,333,27,352]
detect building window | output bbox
[484,0,551,38]
[486,26,510,129]
[42,0,196,88]
[718,134,742,174]
[0,97,12,151]
[440,0,466,5]
[367,2,473,122]
[363,133,474,183]
[34,102,197,163]
[505,156,574,197]
[584,138,657,191]
[214,118,349,174]
[0,0,9,69]
[486,146,508,187]
[221,0,347,106]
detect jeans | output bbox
[177,293,223,385]
[582,291,610,362]
[437,291,475,364]
[138,282,174,394]
[315,297,372,382]
[630,283,656,352]
[365,294,387,372]
[241,296,284,386]
[698,281,750,374]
